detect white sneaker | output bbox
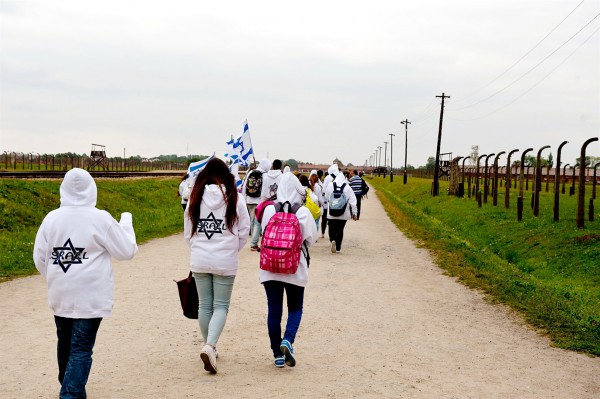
[200,344,217,374]
[330,241,336,253]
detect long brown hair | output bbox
[187,158,239,237]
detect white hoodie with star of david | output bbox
[33,168,138,318]
[184,184,251,276]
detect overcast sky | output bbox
[1,0,599,167]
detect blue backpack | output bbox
[328,183,348,217]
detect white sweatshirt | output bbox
[184,184,250,276]
[260,172,317,287]
[322,164,339,205]
[325,174,358,221]
[33,168,138,319]
[260,169,283,201]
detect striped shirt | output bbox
[348,175,364,195]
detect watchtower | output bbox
[88,144,108,170]
[438,152,453,179]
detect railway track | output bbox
[0,170,185,179]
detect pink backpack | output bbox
[260,201,304,274]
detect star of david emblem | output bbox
[197,212,225,239]
[52,238,86,273]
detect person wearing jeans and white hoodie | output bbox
[242,158,271,250]
[184,158,250,374]
[260,172,318,368]
[33,168,138,399]
[324,172,358,253]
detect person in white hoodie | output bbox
[250,159,283,251]
[242,158,271,250]
[260,172,317,368]
[324,172,358,253]
[308,169,324,232]
[33,168,138,399]
[320,163,339,237]
[184,158,250,374]
[260,159,283,202]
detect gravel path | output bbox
[1,187,598,398]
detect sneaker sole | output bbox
[330,242,336,253]
[200,352,217,374]
[280,343,296,367]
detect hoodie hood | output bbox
[333,172,347,186]
[328,164,339,176]
[60,168,97,207]
[258,159,271,173]
[276,172,306,205]
[202,184,228,210]
[266,169,282,178]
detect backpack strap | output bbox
[340,183,346,191]
[276,201,302,214]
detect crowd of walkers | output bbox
[33,159,370,397]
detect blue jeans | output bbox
[250,218,261,246]
[247,203,257,237]
[193,273,235,346]
[263,280,304,357]
[54,316,102,399]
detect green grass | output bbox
[0,178,183,281]
[370,176,600,356]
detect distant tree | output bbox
[576,155,600,166]
[285,159,299,169]
[469,145,479,166]
[524,155,536,167]
[424,156,436,171]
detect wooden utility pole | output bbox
[401,119,411,184]
[433,93,450,196]
[389,133,395,182]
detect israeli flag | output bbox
[229,158,244,191]
[187,153,215,180]
[224,120,254,167]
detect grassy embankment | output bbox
[0,178,183,281]
[369,176,599,356]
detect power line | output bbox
[455,0,587,103]
[448,24,600,122]
[451,11,600,111]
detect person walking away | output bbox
[184,158,251,374]
[325,172,357,253]
[348,170,365,220]
[242,159,271,246]
[33,168,138,399]
[298,174,321,227]
[251,159,283,251]
[178,173,191,210]
[321,163,339,238]
[309,170,324,232]
[259,172,317,368]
